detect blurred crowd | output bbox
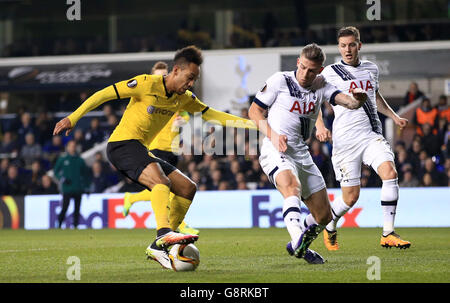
[2,21,448,57]
[0,84,449,196]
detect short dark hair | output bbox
[337,26,361,42]
[174,45,203,66]
[300,43,326,65]
[151,61,168,74]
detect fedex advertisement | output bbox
[23,187,450,229]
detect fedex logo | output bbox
[252,194,362,228]
[289,101,316,115]
[49,198,153,229]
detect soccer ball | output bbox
[169,244,200,272]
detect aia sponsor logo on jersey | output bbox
[289,100,316,114]
[349,80,373,92]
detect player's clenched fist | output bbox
[315,127,332,142]
[53,117,73,136]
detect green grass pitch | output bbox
[0,228,449,283]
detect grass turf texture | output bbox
[0,228,449,283]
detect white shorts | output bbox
[332,133,395,187]
[259,138,326,199]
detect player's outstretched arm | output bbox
[334,88,367,109]
[202,107,257,130]
[248,102,287,152]
[376,91,408,130]
[53,85,120,136]
[315,108,332,142]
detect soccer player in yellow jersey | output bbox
[122,61,199,236]
[53,46,256,269]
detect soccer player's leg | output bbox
[166,169,200,238]
[138,164,198,250]
[324,160,361,250]
[123,189,152,217]
[366,138,411,249]
[376,161,411,249]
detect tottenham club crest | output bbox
[127,79,137,88]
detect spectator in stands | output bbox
[104,114,119,137]
[245,159,262,182]
[419,158,447,186]
[0,131,19,156]
[27,159,45,194]
[420,123,441,157]
[404,82,425,106]
[219,181,231,190]
[31,175,59,195]
[72,128,88,153]
[421,172,435,187]
[84,118,105,150]
[310,139,332,184]
[89,160,111,193]
[35,111,54,146]
[207,169,222,190]
[413,97,439,136]
[53,140,91,229]
[0,164,26,195]
[256,173,272,189]
[20,132,42,168]
[407,137,423,171]
[395,149,411,182]
[437,95,449,122]
[399,167,420,187]
[437,117,448,147]
[17,112,38,146]
[0,158,10,179]
[43,135,65,165]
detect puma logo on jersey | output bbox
[349,80,374,92]
[289,100,316,114]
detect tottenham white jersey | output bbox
[321,60,382,152]
[255,71,340,154]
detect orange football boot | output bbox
[323,229,339,251]
[380,232,411,249]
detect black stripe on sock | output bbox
[330,207,340,219]
[282,207,301,219]
[381,200,398,206]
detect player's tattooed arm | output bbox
[334,88,367,109]
[376,91,408,129]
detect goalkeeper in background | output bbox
[53,45,256,269]
[122,61,199,236]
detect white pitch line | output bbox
[0,248,50,253]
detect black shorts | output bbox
[106,140,177,184]
[149,149,179,167]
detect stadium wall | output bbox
[2,187,447,229]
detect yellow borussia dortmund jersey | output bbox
[148,111,189,153]
[108,74,206,145]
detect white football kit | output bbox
[321,60,395,186]
[255,71,340,199]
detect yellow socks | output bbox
[169,195,193,231]
[128,189,152,204]
[150,184,171,230]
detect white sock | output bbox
[326,195,351,232]
[282,196,303,248]
[381,178,399,236]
